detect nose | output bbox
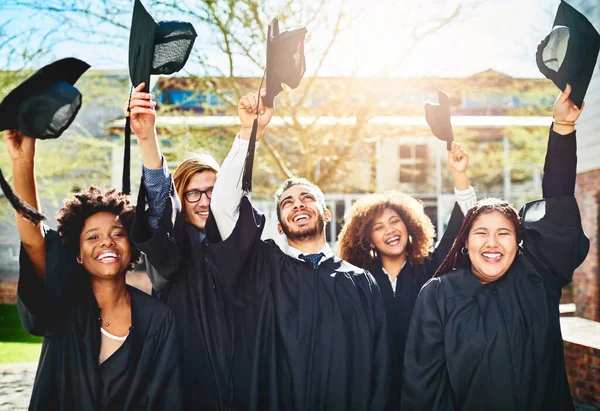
[198,193,211,206]
[292,198,304,208]
[485,234,498,247]
[100,235,115,248]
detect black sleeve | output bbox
[542,127,577,198]
[425,202,464,275]
[520,196,590,289]
[132,179,188,293]
[146,310,183,411]
[368,275,392,410]
[17,228,78,336]
[206,196,269,307]
[401,278,454,411]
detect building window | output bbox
[398,144,428,185]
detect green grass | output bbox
[0,304,42,364]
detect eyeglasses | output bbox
[183,189,213,203]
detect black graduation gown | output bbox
[370,202,464,410]
[401,196,590,411]
[206,196,391,411]
[17,229,182,411]
[132,181,235,410]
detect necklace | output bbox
[100,327,129,341]
[98,293,131,327]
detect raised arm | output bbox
[210,90,274,240]
[542,84,583,198]
[129,82,171,230]
[428,142,475,271]
[5,130,45,280]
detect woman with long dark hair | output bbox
[338,142,474,409]
[7,128,182,410]
[401,85,590,411]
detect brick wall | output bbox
[564,341,600,406]
[575,169,600,321]
[0,280,17,304]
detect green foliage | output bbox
[0,304,42,364]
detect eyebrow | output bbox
[83,225,125,237]
[279,192,313,206]
[471,226,513,232]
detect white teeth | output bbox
[385,236,400,244]
[98,252,118,260]
[294,214,309,222]
[483,253,501,259]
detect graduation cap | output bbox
[0,57,90,224]
[242,17,307,192]
[124,0,197,194]
[424,90,454,150]
[536,0,600,108]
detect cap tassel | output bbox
[241,116,259,192]
[0,168,45,224]
[122,86,133,195]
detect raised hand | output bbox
[448,142,468,175]
[553,84,584,135]
[448,142,470,190]
[128,82,157,140]
[238,89,275,141]
[4,129,35,162]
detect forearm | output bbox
[142,156,172,231]
[542,126,577,198]
[211,135,250,240]
[137,128,162,169]
[11,159,45,278]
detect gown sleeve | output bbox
[132,178,188,293]
[401,277,454,411]
[521,126,589,288]
[368,276,392,410]
[17,228,78,336]
[205,196,269,306]
[146,309,183,411]
[520,196,589,289]
[426,202,464,275]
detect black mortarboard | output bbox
[536,0,600,107]
[424,90,454,150]
[0,57,90,224]
[242,17,307,192]
[124,0,197,193]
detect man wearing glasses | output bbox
[127,82,234,410]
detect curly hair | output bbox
[434,198,521,277]
[56,186,141,272]
[338,191,436,272]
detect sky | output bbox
[0,0,592,79]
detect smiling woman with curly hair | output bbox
[7,128,183,410]
[338,142,475,410]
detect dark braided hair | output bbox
[435,198,521,277]
[56,186,140,272]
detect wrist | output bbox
[552,122,575,135]
[451,171,469,190]
[239,126,264,141]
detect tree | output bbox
[4,0,477,195]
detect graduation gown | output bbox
[371,202,464,410]
[132,181,235,410]
[17,229,182,411]
[401,196,590,411]
[206,196,391,411]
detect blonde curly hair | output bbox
[338,191,436,272]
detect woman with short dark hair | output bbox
[7,128,182,411]
[401,85,590,411]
